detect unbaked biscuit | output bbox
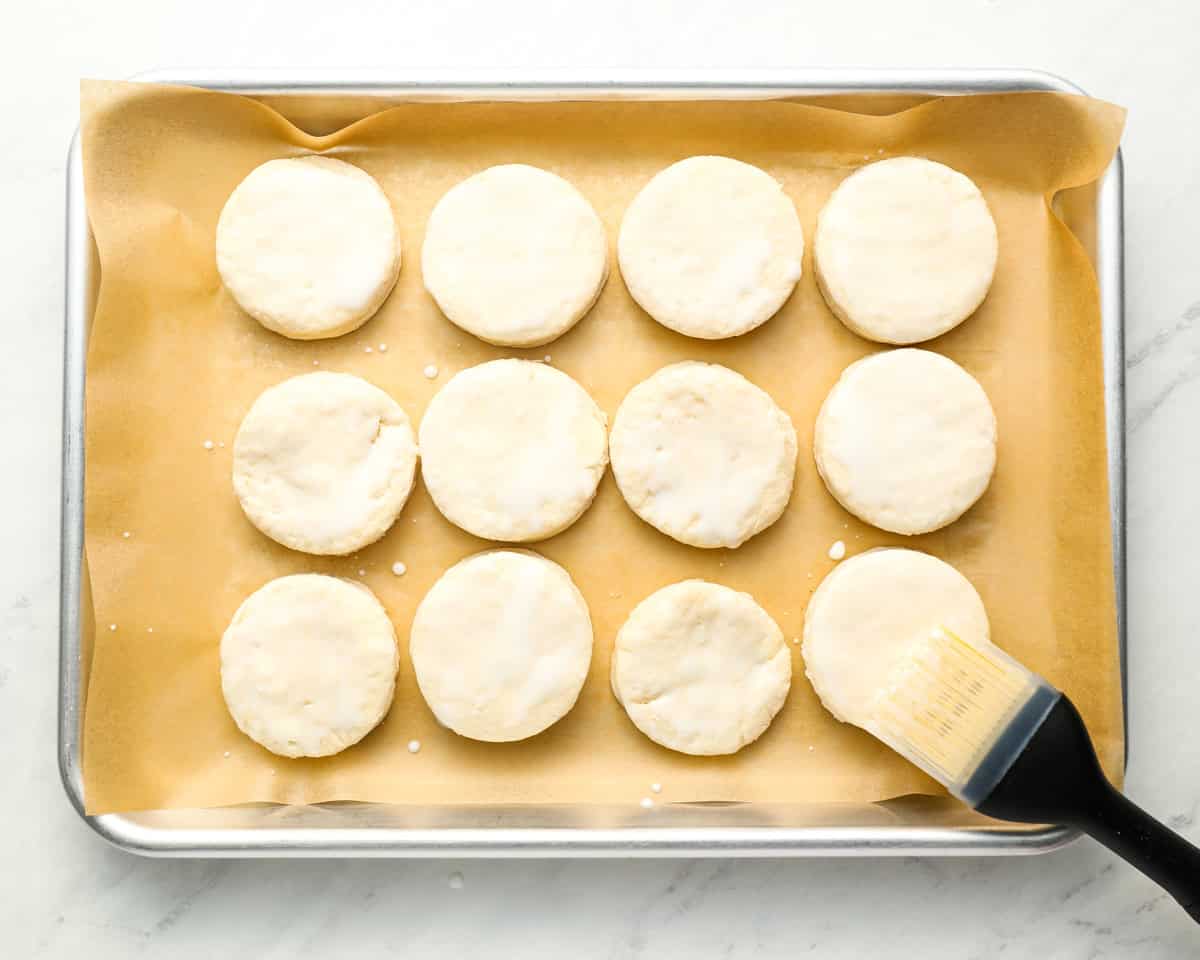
[418,359,608,542]
[802,548,989,727]
[422,164,608,347]
[220,574,398,758]
[410,550,593,742]
[233,372,418,555]
[814,157,997,344]
[814,349,996,535]
[612,579,791,755]
[617,156,804,339]
[610,362,797,548]
[216,156,401,340]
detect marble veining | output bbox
[1127,301,1200,433]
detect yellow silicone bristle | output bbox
[868,628,1039,788]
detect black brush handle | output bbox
[977,695,1200,923]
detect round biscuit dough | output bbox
[422,164,608,347]
[612,580,791,756]
[802,548,989,728]
[410,550,593,742]
[216,156,401,339]
[814,349,996,535]
[418,359,608,542]
[617,156,804,339]
[220,574,398,758]
[610,362,797,548]
[233,372,418,555]
[813,156,998,344]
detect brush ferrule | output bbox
[954,683,1060,807]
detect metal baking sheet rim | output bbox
[59,68,1125,858]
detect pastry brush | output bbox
[868,627,1200,923]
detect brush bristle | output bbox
[868,628,1042,792]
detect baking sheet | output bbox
[79,80,1125,814]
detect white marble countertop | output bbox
[5,0,1200,955]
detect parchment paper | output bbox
[79,80,1125,814]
